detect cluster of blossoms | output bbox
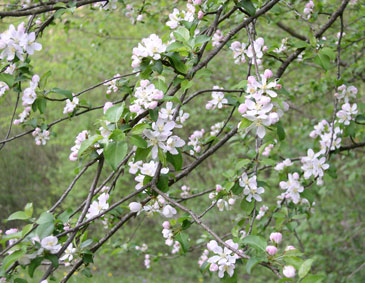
[22,74,39,106]
[210,121,224,136]
[144,254,151,269]
[205,86,228,110]
[159,102,189,127]
[135,243,148,252]
[198,249,209,267]
[5,228,18,249]
[104,74,120,94]
[188,128,205,155]
[86,193,110,220]
[301,149,329,185]
[128,159,169,190]
[274,158,293,171]
[129,196,177,219]
[209,184,236,212]
[238,70,287,138]
[166,3,195,29]
[32,128,50,146]
[264,232,297,278]
[206,239,241,278]
[131,34,166,69]
[13,106,31,125]
[239,173,265,202]
[273,38,288,54]
[93,0,117,10]
[256,205,268,220]
[129,80,164,114]
[230,37,266,65]
[279,172,304,204]
[180,185,191,198]
[63,95,79,114]
[0,22,42,62]
[143,111,185,159]
[0,81,9,97]
[161,221,181,254]
[40,236,61,254]
[69,130,89,161]
[303,1,314,19]
[212,30,224,47]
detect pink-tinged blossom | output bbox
[285,245,296,251]
[269,232,282,244]
[266,245,277,255]
[130,80,164,114]
[103,102,113,114]
[188,128,205,155]
[230,41,247,64]
[4,63,16,74]
[256,205,268,220]
[303,1,314,19]
[212,30,224,47]
[104,74,120,94]
[274,158,293,171]
[60,243,76,265]
[262,143,274,157]
[246,37,265,60]
[239,173,264,202]
[63,96,79,114]
[283,265,296,278]
[166,4,195,29]
[0,81,9,97]
[301,149,329,180]
[22,74,40,106]
[206,86,228,110]
[279,172,304,204]
[69,130,88,161]
[32,128,50,146]
[336,103,358,125]
[162,205,177,218]
[14,106,31,125]
[131,34,166,69]
[334,84,357,102]
[180,185,191,198]
[207,239,240,278]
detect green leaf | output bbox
[173,27,190,43]
[80,239,93,249]
[355,114,365,124]
[149,108,159,122]
[24,203,33,218]
[175,232,190,253]
[130,123,150,135]
[238,0,256,16]
[242,235,267,251]
[58,208,73,224]
[36,212,54,225]
[239,118,252,131]
[235,159,251,170]
[134,147,151,161]
[167,53,188,74]
[105,104,124,123]
[39,70,52,89]
[109,129,125,141]
[299,259,314,279]
[276,122,286,141]
[78,135,101,157]
[246,256,263,274]
[29,257,43,278]
[157,174,169,192]
[7,211,29,221]
[22,224,34,237]
[36,223,54,239]
[320,47,336,60]
[14,278,28,283]
[181,80,193,92]
[50,88,73,100]
[104,141,128,170]
[240,198,254,214]
[301,274,325,283]
[45,254,59,268]
[129,135,148,148]
[2,249,25,272]
[166,42,187,52]
[161,96,181,105]
[0,73,15,87]
[193,35,210,48]
[166,151,183,171]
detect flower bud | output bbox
[266,245,278,256]
[193,0,202,4]
[285,245,296,251]
[270,232,282,244]
[129,202,142,213]
[283,265,296,278]
[228,198,236,205]
[209,263,218,272]
[238,103,247,114]
[247,76,256,85]
[215,184,222,192]
[264,69,273,79]
[198,10,204,19]
[162,221,170,229]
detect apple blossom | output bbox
[60,243,76,264]
[256,205,268,220]
[285,245,296,251]
[0,81,9,97]
[63,96,79,114]
[162,205,177,218]
[32,128,50,146]
[69,130,88,161]
[206,86,228,110]
[104,74,120,94]
[22,74,40,106]
[86,193,110,219]
[41,236,61,254]
[336,103,358,125]
[212,30,224,47]
[131,34,166,69]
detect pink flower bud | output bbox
[13,119,20,125]
[129,104,141,113]
[275,84,282,90]
[285,245,296,251]
[209,263,218,272]
[231,41,241,50]
[263,45,268,52]
[215,184,222,192]
[266,245,278,256]
[198,10,204,19]
[152,91,164,100]
[270,232,282,244]
[193,0,202,4]
[247,75,256,85]
[238,103,247,114]
[103,102,113,114]
[264,69,273,79]
[140,80,149,88]
[256,37,264,46]
[283,265,296,278]
[129,202,142,212]
[162,221,170,229]
[228,198,236,205]
[205,102,213,110]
